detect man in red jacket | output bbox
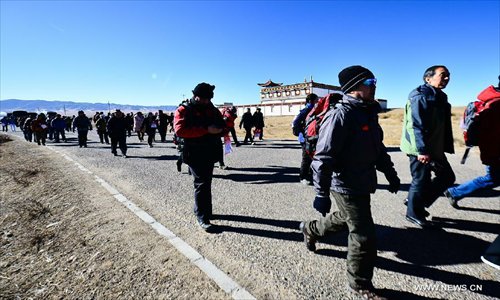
[174,82,225,231]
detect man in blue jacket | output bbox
[400,65,455,228]
[300,65,400,300]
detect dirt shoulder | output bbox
[0,135,229,300]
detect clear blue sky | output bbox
[1,1,499,108]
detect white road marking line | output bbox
[42,144,256,300]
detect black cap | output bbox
[192,82,215,99]
[338,65,375,93]
[306,93,319,104]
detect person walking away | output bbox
[174,82,225,231]
[167,112,175,132]
[239,108,254,144]
[134,112,145,142]
[444,77,500,206]
[124,113,134,137]
[222,106,241,147]
[51,114,67,142]
[300,66,400,300]
[22,116,33,142]
[292,93,319,185]
[158,110,169,142]
[73,110,91,148]
[31,113,49,146]
[1,117,8,132]
[107,109,128,157]
[400,65,455,228]
[95,115,110,144]
[252,107,265,140]
[142,112,159,147]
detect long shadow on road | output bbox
[213,166,300,184]
[214,214,499,298]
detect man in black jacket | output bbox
[107,109,128,157]
[300,66,400,300]
[239,108,254,144]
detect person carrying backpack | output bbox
[444,76,500,207]
[300,66,400,300]
[292,93,319,185]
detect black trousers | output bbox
[300,143,313,181]
[243,127,253,143]
[110,134,127,155]
[147,131,156,146]
[54,129,66,142]
[97,130,109,144]
[229,127,239,144]
[407,155,455,218]
[159,126,167,142]
[77,130,88,147]
[189,161,214,222]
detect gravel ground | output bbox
[3,130,500,300]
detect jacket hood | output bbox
[477,85,500,102]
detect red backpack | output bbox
[461,98,500,147]
[304,92,343,156]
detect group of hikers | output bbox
[172,67,499,300]
[5,65,499,300]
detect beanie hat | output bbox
[338,65,375,93]
[192,82,215,99]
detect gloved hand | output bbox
[313,195,331,217]
[386,173,400,194]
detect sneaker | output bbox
[219,164,227,170]
[444,190,459,209]
[348,285,387,300]
[122,154,128,158]
[300,179,312,186]
[481,254,500,270]
[299,222,316,252]
[198,219,213,231]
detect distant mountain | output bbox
[0,99,177,114]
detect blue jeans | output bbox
[447,166,500,200]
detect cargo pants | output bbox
[304,191,376,290]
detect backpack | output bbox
[304,92,343,156]
[461,98,500,147]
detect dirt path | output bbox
[0,135,229,299]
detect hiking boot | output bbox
[444,190,459,209]
[348,285,387,300]
[299,222,316,252]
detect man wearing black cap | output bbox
[300,65,400,299]
[174,82,225,231]
[400,65,455,228]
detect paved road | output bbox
[9,130,500,299]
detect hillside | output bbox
[0,99,177,114]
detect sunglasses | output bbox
[362,78,377,87]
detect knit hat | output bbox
[338,65,375,93]
[192,82,215,99]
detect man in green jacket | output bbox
[400,65,455,228]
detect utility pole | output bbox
[108,101,111,114]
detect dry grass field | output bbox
[240,107,466,148]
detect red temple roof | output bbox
[258,79,283,87]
